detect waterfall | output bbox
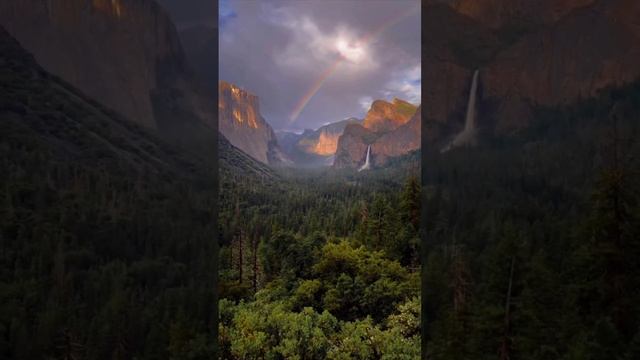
[442,69,480,152]
[358,145,371,172]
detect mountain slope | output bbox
[300,119,362,156]
[277,118,362,167]
[484,0,640,133]
[218,81,288,165]
[424,0,640,143]
[362,98,417,132]
[0,26,219,359]
[219,134,275,180]
[372,105,422,165]
[334,99,419,169]
[0,0,217,153]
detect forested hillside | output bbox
[0,27,218,359]
[423,81,640,359]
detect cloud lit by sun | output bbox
[335,37,366,63]
[220,0,421,130]
[264,8,377,73]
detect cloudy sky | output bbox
[160,0,421,132]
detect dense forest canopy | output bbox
[218,153,422,359]
[423,81,640,360]
[0,27,218,359]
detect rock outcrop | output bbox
[362,98,417,132]
[333,123,377,169]
[219,81,287,165]
[372,106,422,165]
[334,100,420,169]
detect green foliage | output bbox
[423,81,640,359]
[0,30,216,359]
[220,295,421,360]
[218,151,421,357]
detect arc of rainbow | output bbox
[288,3,420,125]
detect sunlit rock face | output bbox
[311,131,341,156]
[299,119,360,156]
[276,119,360,167]
[219,82,261,129]
[372,105,421,165]
[0,0,191,129]
[362,98,417,133]
[334,100,420,169]
[219,81,286,165]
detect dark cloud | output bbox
[157,1,420,131]
[219,0,421,131]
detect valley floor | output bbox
[218,164,421,359]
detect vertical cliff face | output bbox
[371,105,421,165]
[424,0,640,142]
[0,0,215,132]
[333,124,377,169]
[311,131,341,156]
[333,100,420,169]
[219,81,286,165]
[422,2,498,135]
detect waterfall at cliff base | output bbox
[358,145,371,171]
[442,69,480,153]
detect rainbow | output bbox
[288,3,420,125]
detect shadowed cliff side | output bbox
[423,0,640,145]
[0,0,218,155]
[0,25,222,359]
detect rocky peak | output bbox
[362,99,418,133]
[372,105,421,165]
[333,124,377,168]
[333,102,420,169]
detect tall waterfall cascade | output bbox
[441,69,480,153]
[358,145,372,172]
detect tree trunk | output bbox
[253,234,258,293]
[499,256,516,360]
[238,230,243,283]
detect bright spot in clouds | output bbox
[265,8,376,72]
[335,38,366,63]
[219,0,420,130]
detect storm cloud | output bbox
[164,0,421,131]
